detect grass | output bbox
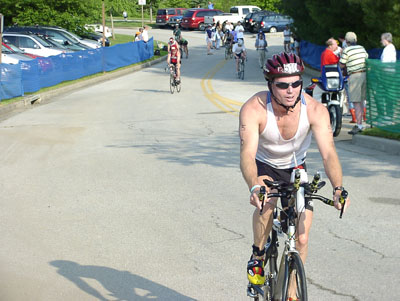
[361,127,400,141]
[0,37,167,107]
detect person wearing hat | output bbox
[339,32,368,135]
[234,21,245,42]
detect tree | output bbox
[281,0,399,49]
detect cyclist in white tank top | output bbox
[239,52,350,293]
[256,91,312,169]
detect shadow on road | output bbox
[49,260,196,301]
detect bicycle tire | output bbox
[225,47,229,60]
[176,79,181,93]
[240,60,245,80]
[328,104,342,137]
[282,252,308,301]
[169,73,175,94]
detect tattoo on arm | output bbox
[240,124,246,131]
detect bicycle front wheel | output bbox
[225,47,229,60]
[282,252,308,301]
[240,61,245,80]
[169,74,175,94]
[176,78,181,93]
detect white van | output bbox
[205,5,261,26]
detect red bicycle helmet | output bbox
[264,52,304,81]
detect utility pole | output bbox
[102,1,106,47]
[0,14,3,65]
[139,0,146,28]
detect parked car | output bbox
[168,15,184,28]
[181,9,223,31]
[1,44,33,64]
[3,33,67,57]
[84,24,112,38]
[80,31,111,47]
[2,41,41,59]
[156,8,186,28]
[5,26,100,49]
[204,5,261,27]
[244,10,275,32]
[259,14,293,33]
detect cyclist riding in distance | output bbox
[167,37,181,83]
[239,52,350,297]
[233,39,246,75]
[172,24,188,59]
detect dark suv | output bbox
[181,9,223,31]
[259,14,293,33]
[244,10,275,32]
[156,8,186,27]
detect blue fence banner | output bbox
[0,38,154,101]
[300,40,400,70]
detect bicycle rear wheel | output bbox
[282,252,308,301]
[176,78,181,93]
[225,46,229,60]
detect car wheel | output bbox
[198,23,205,31]
[269,27,277,33]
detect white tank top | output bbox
[256,92,312,169]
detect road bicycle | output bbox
[225,42,233,60]
[169,64,181,94]
[237,56,245,80]
[247,169,347,301]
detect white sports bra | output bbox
[255,92,312,169]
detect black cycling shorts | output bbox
[179,40,188,46]
[256,159,314,211]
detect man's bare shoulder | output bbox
[304,92,329,123]
[240,91,268,115]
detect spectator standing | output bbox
[142,26,149,43]
[379,32,397,122]
[320,38,340,69]
[235,21,244,42]
[134,28,143,42]
[208,1,214,9]
[205,25,213,55]
[283,25,291,52]
[123,11,128,22]
[339,32,369,135]
[255,31,267,69]
[380,32,397,63]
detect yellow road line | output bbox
[201,59,244,116]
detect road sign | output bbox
[138,0,146,5]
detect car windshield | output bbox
[157,9,166,15]
[183,10,195,18]
[2,45,13,53]
[34,36,53,47]
[4,43,23,53]
[230,8,238,14]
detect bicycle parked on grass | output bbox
[169,64,181,94]
[247,169,347,301]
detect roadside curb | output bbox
[0,55,167,118]
[352,134,400,156]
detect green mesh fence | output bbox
[366,59,400,133]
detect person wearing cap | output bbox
[339,32,368,135]
[234,21,245,42]
[240,52,350,296]
[255,31,267,69]
[233,39,246,75]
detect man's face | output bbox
[271,75,302,107]
[330,40,338,51]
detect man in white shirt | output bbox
[283,25,291,52]
[380,32,397,63]
[235,21,244,41]
[141,26,149,43]
[233,39,246,75]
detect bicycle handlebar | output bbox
[258,172,348,219]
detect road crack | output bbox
[328,229,388,259]
[307,277,360,301]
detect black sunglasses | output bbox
[274,80,303,89]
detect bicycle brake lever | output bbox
[259,186,266,215]
[339,190,348,219]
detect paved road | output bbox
[0,28,399,300]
